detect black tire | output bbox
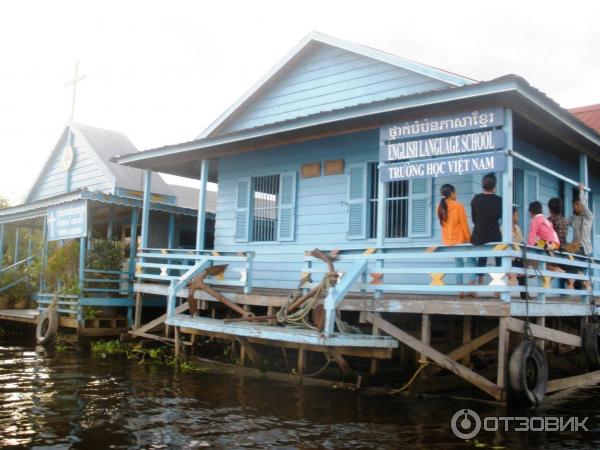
[36,309,58,346]
[583,322,600,370]
[508,340,548,405]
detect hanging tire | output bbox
[36,309,59,346]
[508,340,548,404]
[582,322,600,370]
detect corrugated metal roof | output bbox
[570,104,600,133]
[165,184,217,212]
[74,122,172,194]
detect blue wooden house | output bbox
[115,32,600,403]
[0,121,215,337]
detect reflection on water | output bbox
[1,338,600,449]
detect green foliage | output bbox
[0,195,10,210]
[87,240,124,272]
[91,339,132,358]
[46,241,80,293]
[83,307,101,319]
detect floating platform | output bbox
[0,309,38,325]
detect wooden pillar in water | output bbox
[497,316,510,392]
[77,234,87,324]
[420,314,431,363]
[462,316,472,365]
[297,348,306,375]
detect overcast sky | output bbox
[1,0,599,202]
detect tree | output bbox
[0,195,10,210]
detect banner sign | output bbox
[47,201,87,241]
[380,107,504,143]
[380,151,506,182]
[380,129,505,162]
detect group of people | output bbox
[437,172,593,297]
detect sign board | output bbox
[380,107,504,143]
[380,129,505,162]
[47,201,87,241]
[380,151,506,182]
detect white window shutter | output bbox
[347,163,368,240]
[408,178,432,237]
[524,170,539,233]
[277,171,297,241]
[234,177,251,242]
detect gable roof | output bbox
[25,122,172,203]
[570,104,600,133]
[198,31,476,139]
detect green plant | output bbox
[46,240,81,293]
[87,240,124,273]
[91,339,132,358]
[83,307,101,319]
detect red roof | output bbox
[570,104,600,133]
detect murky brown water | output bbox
[1,337,600,449]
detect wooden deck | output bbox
[0,309,38,325]
[135,282,594,317]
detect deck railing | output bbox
[302,243,600,304]
[135,248,254,293]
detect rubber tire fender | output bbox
[582,322,600,370]
[508,340,548,405]
[36,309,59,346]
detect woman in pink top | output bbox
[527,201,560,250]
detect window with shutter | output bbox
[234,177,251,242]
[524,170,539,234]
[277,171,297,241]
[408,178,432,237]
[347,163,368,239]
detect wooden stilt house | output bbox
[114,32,600,402]
[0,122,215,337]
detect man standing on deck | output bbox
[570,183,593,256]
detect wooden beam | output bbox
[131,302,190,336]
[497,317,509,391]
[327,348,352,375]
[365,312,503,400]
[547,370,600,393]
[134,292,142,330]
[462,316,472,365]
[420,314,431,363]
[297,348,306,375]
[237,336,264,370]
[428,326,500,376]
[507,317,581,347]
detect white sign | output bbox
[47,200,87,241]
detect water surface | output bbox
[1,338,599,449]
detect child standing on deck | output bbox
[438,184,471,246]
[471,173,502,288]
[438,184,471,298]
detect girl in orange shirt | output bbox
[438,184,472,297]
[438,184,471,246]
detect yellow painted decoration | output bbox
[212,251,221,257]
[430,273,445,286]
[493,244,508,251]
[364,247,377,255]
[425,246,438,253]
[160,249,168,255]
[543,276,552,289]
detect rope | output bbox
[275,272,338,329]
[389,361,432,394]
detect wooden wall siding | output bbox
[214,129,480,289]
[29,132,113,202]
[219,43,450,135]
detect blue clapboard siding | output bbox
[29,131,114,202]
[219,43,450,135]
[214,129,482,289]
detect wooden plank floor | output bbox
[135,282,593,317]
[0,309,38,325]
